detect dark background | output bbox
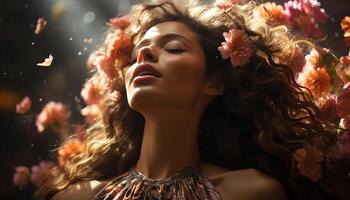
[0,0,349,199]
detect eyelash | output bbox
[131,48,185,63]
[165,48,185,53]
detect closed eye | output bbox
[165,48,185,53]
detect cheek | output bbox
[164,56,205,84]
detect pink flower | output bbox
[283,0,326,38]
[214,0,243,10]
[13,166,30,190]
[107,15,131,30]
[105,31,133,67]
[108,90,121,102]
[86,51,102,71]
[317,95,339,122]
[340,16,350,46]
[336,82,350,118]
[300,0,327,23]
[34,17,47,35]
[340,51,350,66]
[35,101,71,133]
[218,29,253,67]
[93,53,117,80]
[94,31,132,80]
[16,96,32,114]
[294,145,324,182]
[81,104,100,124]
[30,161,55,188]
[81,79,103,105]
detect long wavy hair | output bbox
[35,0,337,199]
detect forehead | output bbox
[140,21,199,42]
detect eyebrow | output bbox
[133,33,192,53]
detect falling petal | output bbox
[37,54,53,67]
[34,17,47,35]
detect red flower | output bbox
[107,15,131,30]
[13,166,30,190]
[218,29,253,67]
[58,138,85,166]
[30,161,55,188]
[16,96,32,114]
[294,145,324,182]
[35,101,71,133]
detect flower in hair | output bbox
[107,15,131,30]
[341,16,350,47]
[218,29,253,67]
[294,145,324,183]
[214,0,242,10]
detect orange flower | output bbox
[35,101,71,133]
[107,15,130,30]
[16,96,32,114]
[305,48,322,67]
[294,145,324,182]
[218,29,253,67]
[13,166,30,190]
[290,47,306,73]
[297,64,331,98]
[257,2,287,25]
[58,138,85,166]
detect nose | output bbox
[137,45,159,64]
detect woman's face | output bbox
[124,21,211,113]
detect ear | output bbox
[203,75,225,96]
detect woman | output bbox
[35,0,338,199]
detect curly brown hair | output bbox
[35,0,337,199]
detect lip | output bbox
[131,63,162,84]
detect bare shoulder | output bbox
[51,180,106,200]
[204,164,288,200]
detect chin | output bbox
[127,88,161,112]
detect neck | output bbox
[135,108,202,180]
